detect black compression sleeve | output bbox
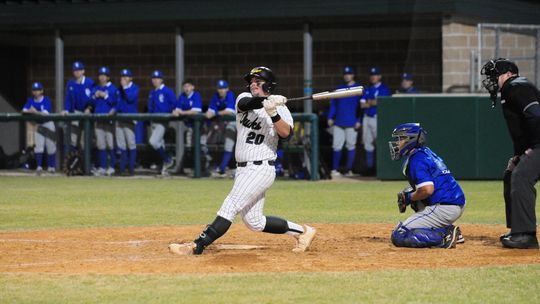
[237,97,265,111]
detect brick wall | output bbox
[442,21,538,92]
[25,23,442,113]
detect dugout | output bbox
[0,0,539,174]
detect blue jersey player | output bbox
[90,66,118,176]
[396,73,418,94]
[116,68,139,175]
[22,82,57,174]
[361,67,391,176]
[389,123,466,249]
[206,80,236,177]
[327,66,362,177]
[148,70,176,175]
[62,61,94,151]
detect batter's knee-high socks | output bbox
[119,149,128,172]
[157,146,170,163]
[332,150,342,170]
[346,149,356,171]
[47,153,56,169]
[219,151,233,173]
[193,216,232,255]
[263,216,304,236]
[366,151,374,169]
[98,150,107,169]
[129,149,137,173]
[35,153,43,168]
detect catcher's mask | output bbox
[481,58,519,108]
[243,66,277,94]
[389,123,427,161]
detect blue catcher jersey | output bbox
[91,82,118,114]
[328,82,362,127]
[362,82,391,117]
[208,91,235,115]
[177,91,203,112]
[23,96,53,114]
[118,82,139,113]
[64,76,94,112]
[403,147,465,206]
[148,84,176,113]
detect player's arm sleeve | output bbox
[191,93,203,112]
[147,94,154,113]
[22,99,32,112]
[43,97,52,114]
[408,156,434,190]
[277,106,294,140]
[328,99,337,119]
[225,92,236,113]
[167,90,177,111]
[237,95,265,112]
[127,86,139,104]
[207,96,217,115]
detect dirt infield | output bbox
[1,224,539,274]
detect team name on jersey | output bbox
[240,112,262,130]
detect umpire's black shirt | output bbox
[500,76,540,156]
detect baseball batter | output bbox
[22,82,56,174]
[169,67,316,255]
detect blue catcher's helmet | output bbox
[389,123,427,160]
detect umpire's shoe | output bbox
[501,233,539,249]
[293,225,317,253]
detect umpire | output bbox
[482,58,540,249]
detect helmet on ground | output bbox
[243,66,277,93]
[389,123,427,161]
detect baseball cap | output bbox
[402,73,413,80]
[369,67,381,75]
[151,70,163,79]
[31,82,43,91]
[72,61,84,71]
[217,79,229,89]
[120,68,132,77]
[343,66,355,75]
[98,66,110,76]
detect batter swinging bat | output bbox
[287,86,364,102]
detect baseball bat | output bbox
[287,86,364,102]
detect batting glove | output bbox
[263,98,278,117]
[268,95,287,106]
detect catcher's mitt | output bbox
[397,186,414,213]
[64,150,83,176]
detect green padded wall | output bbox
[376,96,513,180]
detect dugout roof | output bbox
[0,0,539,30]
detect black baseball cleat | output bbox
[501,233,539,249]
[499,230,511,242]
[441,225,459,249]
[456,226,465,244]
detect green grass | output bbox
[0,177,523,230]
[1,176,538,303]
[1,265,539,304]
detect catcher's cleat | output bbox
[168,242,196,255]
[293,225,317,253]
[456,226,465,244]
[441,225,459,249]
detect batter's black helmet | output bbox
[243,66,277,93]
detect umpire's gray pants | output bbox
[332,126,357,151]
[403,204,465,229]
[510,147,540,233]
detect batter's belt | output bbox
[237,160,276,167]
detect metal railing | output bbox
[0,112,319,180]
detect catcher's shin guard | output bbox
[391,223,446,248]
[193,216,231,255]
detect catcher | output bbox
[389,123,465,249]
